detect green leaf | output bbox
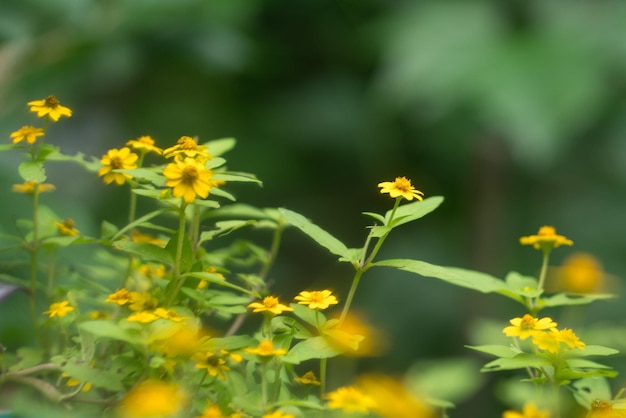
[52,356,123,391]
[567,358,614,370]
[184,272,256,296]
[165,230,194,271]
[373,259,507,294]
[18,161,46,183]
[199,220,256,243]
[46,150,101,172]
[116,168,165,185]
[206,335,257,351]
[481,353,552,372]
[79,320,140,345]
[362,211,386,224]
[278,208,353,262]
[385,196,444,227]
[542,293,617,308]
[282,336,344,364]
[465,344,519,358]
[8,347,44,372]
[564,345,619,357]
[290,303,325,329]
[206,137,236,157]
[212,171,262,185]
[113,241,173,265]
[572,377,613,409]
[504,271,542,298]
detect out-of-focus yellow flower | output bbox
[127,311,160,323]
[10,126,44,144]
[62,373,92,392]
[28,95,72,121]
[152,322,208,357]
[126,135,162,155]
[294,371,321,386]
[587,400,626,417]
[247,296,293,315]
[356,374,435,418]
[262,411,295,418]
[117,379,187,418]
[139,264,167,279]
[196,405,225,418]
[88,310,110,320]
[519,226,573,251]
[12,181,55,194]
[503,314,558,340]
[503,401,551,418]
[245,339,287,357]
[98,147,138,185]
[556,253,604,294]
[324,312,387,357]
[378,176,424,201]
[131,229,167,247]
[163,136,211,160]
[128,291,158,311]
[106,288,132,305]
[153,308,186,322]
[294,290,338,310]
[326,386,377,414]
[56,218,79,236]
[193,352,230,380]
[43,301,74,318]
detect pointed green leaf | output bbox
[184,272,256,296]
[542,293,617,308]
[481,353,552,372]
[385,196,444,227]
[564,345,619,357]
[282,336,344,364]
[465,344,519,358]
[205,137,236,157]
[113,241,173,265]
[79,320,141,344]
[212,171,262,185]
[279,208,353,262]
[52,356,123,391]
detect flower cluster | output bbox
[503,314,585,354]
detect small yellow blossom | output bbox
[117,379,187,418]
[247,296,293,315]
[503,314,558,340]
[126,135,162,155]
[105,288,132,305]
[378,176,424,201]
[294,290,338,310]
[324,312,387,356]
[10,126,44,145]
[153,323,207,357]
[196,405,225,418]
[356,374,435,418]
[131,229,167,247]
[12,181,55,194]
[294,371,321,386]
[27,95,72,121]
[139,264,167,279]
[154,307,186,322]
[88,311,110,320]
[519,226,573,251]
[44,301,74,318]
[557,328,585,350]
[245,339,287,357]
[502,402,551,418]
[56,218,79,236]
[62,373,92,392]
[326,386,377,414]
[220,349,243,363]
[127,311,160,323]
[557,253,604,294]
[128,291,158,311]
[193,352,230,380]
[587,400,626,418]
[163,136,211,160]
[98,147,138,185]
[262,411,295,418]
[531,330,562,354]
[163,157,215,203]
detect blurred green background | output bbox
[2,0,626,415]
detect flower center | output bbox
[520,314,537,329]
[309,292,324,303]
[182,166,199,183]
[263,296,279,308]
[44,95,60,108]
[110,156,124,169]
[537,226,556,236]
[178,136,198,151]
[394,177,412,192]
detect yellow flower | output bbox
[116,379,187,418]
[10,126,44,144]
[587,400,626,418]
[163,136,211,160]
[12,181,55,194]
[294,290,338,310]
[502,402,551,418]
[356,374,435,418]
[378,176,424,201]
[88,310,110,320]
[139,264,167,279]
[324,312,387,357]
[131,229,167,247]
[62,373,92,392]
[294,371,321,386]
[247,296,293,315]
[502,314,558,340]
[44,301,74,318]
[556,252,604,294]
[56,218,79,236]
[245,339,287,357]
[128,291,158,311]
[126,135,162,155]
[27,95,72,121]
[533,328,585,354]
[98,147,138,185]
[152,323,208,357]
[557,328,585,350]
[519,226,573,251]
[193,352,230,380]
[154,308,186,322]
[326,386,377,414]
[127,311,160,323]
[262,411,295,418]
[196,405,225,418]
[105,288,132,305]
[163,157,215,203]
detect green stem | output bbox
[530,249,551,314]
[319,357,327,399]
[165,203,188,307]
[28,186,44,348]
[339,269,364,325]
[261,362,268,411]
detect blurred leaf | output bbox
[79,320,140,345]
[18,161,46,183]
[481,353,551,372]
[113,241,173,265]
[52,356,124,391]
[572,377,612,409]
[541,293,616,308]
[205,137,236,157]
[466,344,519,358]
[282,336,344,364]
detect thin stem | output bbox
[165,202,188,307]
[261,362,268,411]
[319,357,327,398]
[530,249,551,314]
[339,269,364,325]
[28,186,44,348]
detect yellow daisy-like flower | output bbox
[128,291,158,311]
[154,307,186,322]
[519,226,573,251]
[98,147,138,185]
[326,386,377,414]
[531,329,562,354]
[10,126,45,145]
[105,288,132,305]
[131,229,167,247]
[139,264,167,279]
[56,218,79,236]
[502,314,557,340]
[116,379,187,418]
[294,290,338,310]
[163,136,212,160]
[193,352,230,380]
[12,181,55,194]
[502,402,551,418]
[196,405,225,418]
[378,176,424,201]
[163,157,215,203]
[245,339,287,357]
[557,252,604,294]
[127,311,160,323]
[557,328,585,350]
[356,374,435,418]
[294,371,321,386]
[587,400,626,418]
[247,296,294,315]
[262,411,295,418]
[44,301,74,318]
[126,135,162,155]
[27,95,72,121]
